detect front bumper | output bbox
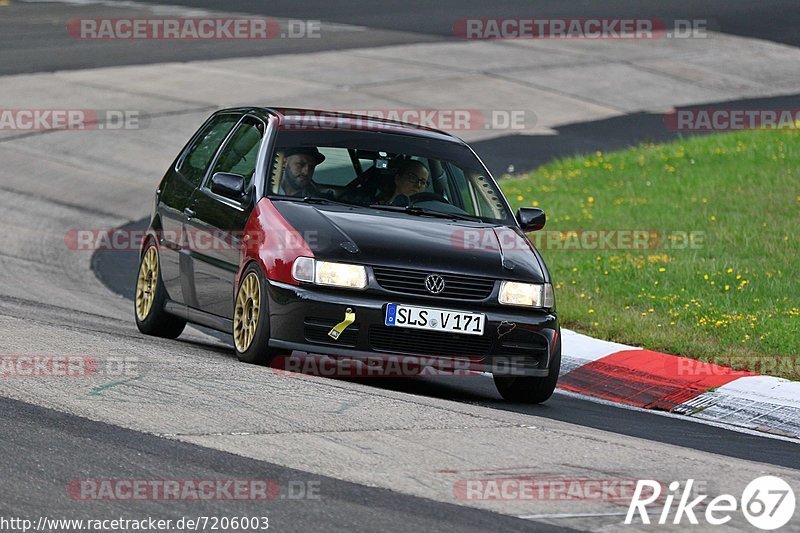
[266,280,559,376]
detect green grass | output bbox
[501,128,800,380]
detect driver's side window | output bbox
[207,117,265,192]
[178,114,240,186]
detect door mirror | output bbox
[517,207,546,232]
[210,172,245,200]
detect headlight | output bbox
[316,261,368,289]
[498,281,554,308]
[291,257,367,290]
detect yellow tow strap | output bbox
[328,308,355,340]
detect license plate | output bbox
[384,303,485,336]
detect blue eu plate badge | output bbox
[385,303,397,326]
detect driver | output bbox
[279,147,326,197]
[387,160,430,205]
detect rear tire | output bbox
[134,242,186,339]
[233,264,282,365]
[493,337,561,404]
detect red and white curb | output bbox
[559,329,800,439]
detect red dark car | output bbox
[134,107,560,403]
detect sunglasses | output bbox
[403,174,428,186]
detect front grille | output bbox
[372,266,495,300]
[369,325,492,358]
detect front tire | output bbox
[233,264,282,365]
[493,337,561,403]
[134,243,186,339]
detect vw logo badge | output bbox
[424,274,446,294]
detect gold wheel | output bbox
[234,272,261,352]
[135,246,159,321]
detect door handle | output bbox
[184,207,196,219]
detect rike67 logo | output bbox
[626,476,796,530]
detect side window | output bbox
[209,118,265,191]
[178,114,240,186]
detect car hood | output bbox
[272,201,547,282]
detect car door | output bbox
[184,115,266,318]
[157,113,241,305]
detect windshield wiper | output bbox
[271,195,354,207]
[368,204,482,222]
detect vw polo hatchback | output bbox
[134,107,560,403]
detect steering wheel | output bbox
[409,192,448,204]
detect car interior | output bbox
[267,146,511,223]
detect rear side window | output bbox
[178,114,240,186]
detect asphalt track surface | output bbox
[2,1,800,531]
[1,396,569,532]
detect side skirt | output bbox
[164,300,233,334]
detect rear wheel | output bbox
[134,243,186,339]
[233,264,282,365]
[493,338,561,403]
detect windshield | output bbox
[267,130,515,225]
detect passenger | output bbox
[279,147,326,197]
[386,160,430,205]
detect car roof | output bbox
[214,106,467,144]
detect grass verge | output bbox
[501,128,799,380]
